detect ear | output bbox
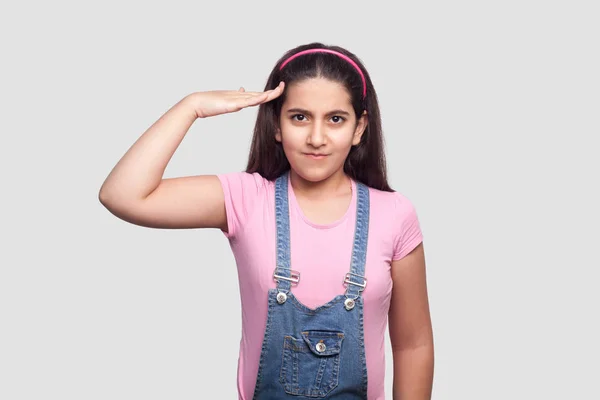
[275,126,282,142]
[352,111,368,146]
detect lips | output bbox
[304,153,328,159]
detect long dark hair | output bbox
[245,42,393,192]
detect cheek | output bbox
[278,128,304,148]
[333,130,358,148]
[278,135,301,158]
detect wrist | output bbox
[182,92,205,119]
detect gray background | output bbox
[1,0,598,399]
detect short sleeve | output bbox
[392,193,424,260]
[217,171,266,240]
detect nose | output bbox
[307,122,326,147]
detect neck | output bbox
[289,168,352,199]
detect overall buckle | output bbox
[343,273,367,311]
[343,272,367,291]
[273,268,300,285]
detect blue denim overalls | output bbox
[252,172,370,399]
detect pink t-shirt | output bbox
[217,171,423,400]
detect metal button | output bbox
[316,342,326,353]
[344,298,355,310]
[276,292,287,304]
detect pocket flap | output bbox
[301,330,344,356]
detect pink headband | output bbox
[279,48,367,99]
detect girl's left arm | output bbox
[388,242,434,400]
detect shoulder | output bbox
[217,171,274,239]
[217,171,271,191]
[216,171,276,203]
[366,185,423,260]
[366,186,418,218]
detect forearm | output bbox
[99,94,198,203]
[392,343,434,400]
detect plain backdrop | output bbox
[1,1,599,399]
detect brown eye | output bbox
[331,116,345,123]
[292,114,306,121]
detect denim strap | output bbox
[274,172,293,292]
[345,182,370,299]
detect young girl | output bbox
[99,43,434,400]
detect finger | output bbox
[252,82,284,99]
[240,92,270,108]
[236,82,284,97]
[234,91,269,98]
[269,81,285,96]
[261,82,285,102]
[236,82,285,107]
[247,91,270,104]
[234,91,278,102]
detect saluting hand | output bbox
[189,81,285,119]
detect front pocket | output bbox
[279,330,344,398]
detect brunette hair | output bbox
[245,42,393,192]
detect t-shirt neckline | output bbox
[287,176,357,229]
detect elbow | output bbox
[98,189,120,217]
[98,185,150,226]
[390,326,435,354]
[98,187,107,205]
[97,188,135,223]
[98,185,115,209]
[98,185,129,214]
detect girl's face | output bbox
[276,77,368,184]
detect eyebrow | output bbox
[285,108,351,117]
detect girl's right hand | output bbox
[188,81,285,119]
